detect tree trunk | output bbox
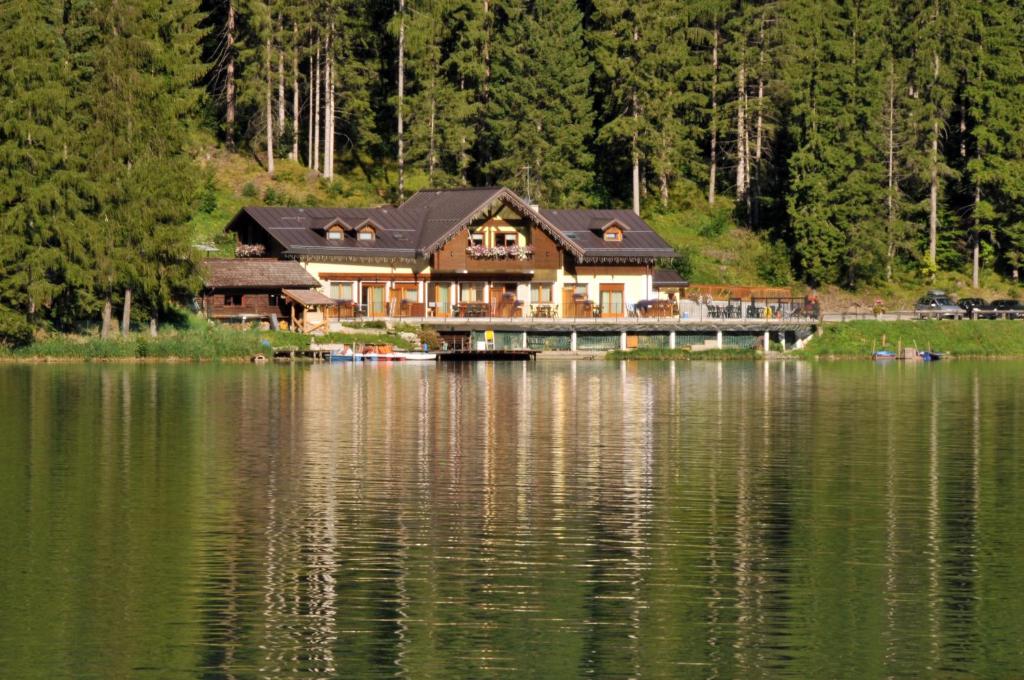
[149,317,158,338]
[291,27,299,162]
[708,27,718,206]
[313,46,320,173]
[307,54,313,166]
[972,183,980,288]
[397,0,406,198]
[928,50,940,268]
[101,299,112,339]
[659,172,669,208]
[121,288,132,336]
[277,44,285,140]
[752,16,766,227]
[428,89,437,183]
[736,62,749,208]
[886,62,897,282]
[266,37,275,175]
[226,0,236,149]
[323,34,334,180]
[929,117,938,268]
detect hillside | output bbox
[191,147,785,286]
[192,147,1023,311]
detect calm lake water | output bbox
[1,360,1023,679]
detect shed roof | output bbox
[653,269,688,288]
[282,288,338,307]
[202,258,320,289]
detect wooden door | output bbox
[430,282,452,317]
[364,284,386,317]
[600,284,625,317]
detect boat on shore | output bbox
[327,343,410,362]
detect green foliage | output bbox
[197,173,218,214]
[800,320,1024,357]
[0,307,34,348]
[756,241,794,286]
[607,347,758,361]
[241,182,258,198]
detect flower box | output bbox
[465,244,534,261]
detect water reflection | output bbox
[1,361,1024,678]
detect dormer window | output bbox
[325,226,343,240]
[603,225,623,242]
[357,226,376,241]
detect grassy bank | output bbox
[800,320,1024,358]
[607,347,759,361]
[0,325,414,362]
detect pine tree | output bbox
[486,0,594,207]
[67,0,206,329]
[960,0,1024,283]
[0,0,93,334]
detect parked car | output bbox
[957,297,995,318]
[990,299,1024,319]
[915,291,962,319]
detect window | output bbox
[499,233,518,247]
[531,284,553,304]
[460,282,485,302]
[358,227,376,241]
[469,232,484,246]
[223,294,243,306]
[268,293,279,306]
[393,284,418,303]
[326,230,343,240]
[330,281,354,301]
[603,226,623,242]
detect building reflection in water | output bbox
[158,360,1024,678]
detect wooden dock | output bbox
[437,349,538,361]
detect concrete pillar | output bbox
[763,331,770,353]
[521,331,528,350]
[780,335,786,352]
[620,331,627,351]
[716,330,723,349]
[669,331,676,349]
[570,330,577,352]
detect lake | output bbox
[1,360,1023,678]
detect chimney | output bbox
[529,203,540,213]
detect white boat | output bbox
[392,351,438,361]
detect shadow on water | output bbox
[1,360,1024,678]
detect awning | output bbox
[282,288,338,307]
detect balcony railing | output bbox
[465,245,534,260]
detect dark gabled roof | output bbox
[406,186,584,256]
[540,209,674,260]
[653,268,688,288]
[202,258,320,289]
[226,188,672,262]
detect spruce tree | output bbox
[486,0,594,207]
[0,0,94,333]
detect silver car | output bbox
[915,291,962,319]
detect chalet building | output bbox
[201,258,337,331]
[225,186,676,319]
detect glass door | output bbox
[364,284,387,317]
[431,283,452,317]
[600,284,624,317]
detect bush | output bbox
[0,309,34,348]
[197,173,218,213]
[241,182,258,198]
[697,207,732,238]
[756,240,794,286]
[263,186,295,206]
[667,247,696,280]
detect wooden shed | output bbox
[201,258,328,330]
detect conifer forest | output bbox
[2,1,1024,339]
